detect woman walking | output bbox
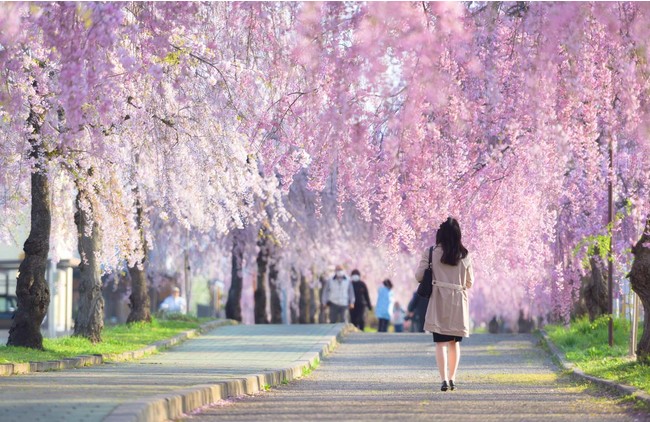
[415,217,474,392]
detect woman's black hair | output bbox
[436,217,468,266]
[383,279,393,289]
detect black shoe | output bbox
[449,380,456,391]
[441,381,449,392]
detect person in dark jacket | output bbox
[407,291,428,333]
[350,269,372,330]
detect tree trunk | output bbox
[318,275,327,323]
[572,274,589,319]
[269,258,282,324]
[630,216,650,363]
[254,233,269,324]
[290,268,300,324]
[225,229,244,321]
[126,197,151,323]
[584,255,608,322]
[299,272,310,324]
[309,270,321,324]
[8,112,50,349]
[73,187,104,343]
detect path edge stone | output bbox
[539,329,650,407]
[0,319,237,377]
[103,323,358,422]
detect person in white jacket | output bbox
[159,287,187,315]
[321,265,355,323]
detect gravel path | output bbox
[187,332,645,421]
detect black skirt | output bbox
[432,332,463,343]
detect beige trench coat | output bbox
[415,247,474,337]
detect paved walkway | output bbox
[187,332,646,422]
[0,324,343,422]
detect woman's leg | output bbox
[448,340,461,381]
[435,341,449,381]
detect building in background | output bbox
[0,235,77,338]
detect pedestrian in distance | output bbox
[415,217,474,392]
[392,301,406,333]
[321,265,355,323]
[407,290,428,333]
[350,269,373,331]
[375,279,394,332]
[159,286,187,315]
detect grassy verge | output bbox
[473,326,488,334]
[546,315,649,394]
[0,315,212,364]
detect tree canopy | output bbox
[1,2,649,324]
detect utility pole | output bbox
[630,292,639,357]
[184,229,191,315]
[184,248,190,314]
[608,137,614,347]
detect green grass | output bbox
[0,316,207,364]
[301,357,320,377]
[486,345,502,356]
[473,326,488,334]
[485,372,558,384]
[546,315,650,394]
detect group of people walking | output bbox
[321,267,403,332]
[321,217,474,393]
[320,265,374,330]
[320,266,444,336]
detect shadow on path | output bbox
[188,333,646,422]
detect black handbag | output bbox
[417,246,434,299]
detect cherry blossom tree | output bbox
[2,2,650,359]
[0,2,295,344]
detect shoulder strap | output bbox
[428,246,436,280]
